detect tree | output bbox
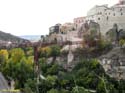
[24,79,37,93]
[0,49,8,63]
[25,47,33,56]
[14,58,34,88]
[2,60,15,79]
[106,29,116,42]
[72,86,91,93]
[119,39,125,47]
[96,79,106,93]
[9,48,25,63]
[27,56,34,65]
[47,89,58,93]
[84,28,99,48]
[50,45,60,63]
[47,64,59,75]
[39,46,51,58]
[46,75,57,87]
[2,57,34,89]
[113,23,123,45]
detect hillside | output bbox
[0,31,29,42]
[20,35,41,41]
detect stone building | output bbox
[48,22,79,43]
[74,17,85,30]
[86,0,125,35]
[49,23,61,35]
[60,22,75,34]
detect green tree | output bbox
[47,89,69,93]
[0,49,8,63]
[47,89,59,93]
[72,86,90,93]
[46,75,57,87]
[25,47,33,56]
[24,79,37,93]
[14,58,33,88]
[39,46,51,58]
[2,57,33,89]
[2,60,15,79]
[97,79,106,93]
[47,64,59,75]
[119,39,125,47]
[9,48,25,63]
[50,45,60,63]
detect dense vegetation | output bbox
[0,24,125,92]
[0,43,125,93]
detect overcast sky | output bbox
[0,0,118,36]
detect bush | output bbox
[119,39,125,47]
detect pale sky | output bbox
[0,0,118,36]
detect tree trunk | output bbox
[52,56,56,64]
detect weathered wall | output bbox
[86,4,125,35]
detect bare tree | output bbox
[113,23,123,45]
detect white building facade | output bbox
[86,0,125,35]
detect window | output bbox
[61,32,64,34]
[121,13,123,15]
[98,18,100,20]
[107,16,109,20]
[113,13,115,16]
[109,13,110,15]
[120,8,122,11]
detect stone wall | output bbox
[86,4,125,35]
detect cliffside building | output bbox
[86,0,125,35]
[74,17,85,30]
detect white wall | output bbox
[86,4,125,35]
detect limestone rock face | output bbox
[67,50,74,65]
[99,47,125,79]
[78,21,100,38]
